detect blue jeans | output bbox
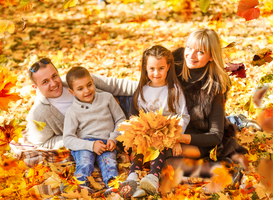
[71,138,119,186]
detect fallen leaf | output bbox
[210,145,217,161]
[87,176,103,190]
[225,62,246,78]
[0,20,15,39]
[252,48,273,66]
[143,147,160,163]
[212,166,233,188]
[244,95,255,113]
[16,0,33,11]
[63,0,78,9]
[236,0,260,21]
[0,0,17,7]
[199,0,210,13]
[32,120,46,131]
[162,165,174,182]
[253,86,269,107]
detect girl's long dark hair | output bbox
[133,45,182,113]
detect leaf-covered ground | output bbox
[1,0,273,199]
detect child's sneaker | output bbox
[104,180,137,198]
[140,174,159,194]
[133,186,147,197]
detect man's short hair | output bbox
[66,67,91,90]
[28,58,57,84]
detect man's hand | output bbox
[172,143,182,157]
[106,139,116,152]
[93,140,106,155]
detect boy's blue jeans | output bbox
[71,138,119,187]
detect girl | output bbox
[127,45,190,197]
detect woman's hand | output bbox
[178,134,191,144]
[172,143,183,157]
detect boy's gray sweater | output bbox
[63,91,126,152]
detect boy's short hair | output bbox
[28,58,57,84]
[66,67,91,90]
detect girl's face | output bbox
[146,56,170,87]
[184,45,213,69]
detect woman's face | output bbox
[184,45,213,69]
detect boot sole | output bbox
[140,178,157,194]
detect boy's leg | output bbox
[96,149,119,186]
[71,149,96,185]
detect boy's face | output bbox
[32,64,63,98]
[69,75,96,104]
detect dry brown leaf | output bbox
[87,176,103,190]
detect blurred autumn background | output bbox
[1,0,273,199]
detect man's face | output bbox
[32,64,63,98]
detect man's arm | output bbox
[26,104,64,149]
[91,74,138,96]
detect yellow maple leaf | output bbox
[32,120,46,131]
[16,0,33,11]
[63,0,78,9]
[0,68,21,111]
[0,120,25,153]
[210,145,218,161]
[143,146,160,163]
[0,20,15,39]
[107,173,126,188]
[247,153,258,162]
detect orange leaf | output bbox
[162,165,174,182]
[0,120,25,153]
[0,0,17,7]
[0,68,21,112]
[236,0,260,21]
[212,166,233,188]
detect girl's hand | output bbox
[172,143,183,157]
[93,140,106,155]
[106,139,116,152]
[124,146,130,154]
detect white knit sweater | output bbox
[63,91,126,151]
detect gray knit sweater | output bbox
[63,91,126,151]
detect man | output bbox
[26,58,138,149]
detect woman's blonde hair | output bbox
[181,28,231,94]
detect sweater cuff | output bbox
[84,140,95,152]
[108,136,117,144]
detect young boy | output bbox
[63,67,136,197]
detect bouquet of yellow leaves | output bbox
[117,109,182,156]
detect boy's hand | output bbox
[172,143,182,157]
[93,140,106,155]
[106,140,116,152]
